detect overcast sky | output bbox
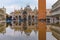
[46,0,57,9]
[0,0,57,14]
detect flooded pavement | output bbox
[46,32,57,40]
[0,26,38,40]
[0,21,38,40]
[0,21,57,40]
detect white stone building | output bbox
[50,0,60,24]
[0,7,6,21]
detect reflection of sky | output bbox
[0,26,38,40]
[46,32,57,40]
[0,26,57,40]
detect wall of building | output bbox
[50,0,60,40]
[0,7,6,22]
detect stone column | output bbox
[50,17,54,24]
[59,17,60,24]
[54,17,57,24]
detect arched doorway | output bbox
[23,11,27,22]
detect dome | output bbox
[24,5,32,11]
[27,5,30,7]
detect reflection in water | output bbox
[0,21,57,40]
[0,22,6,34]
[0,21,38,40]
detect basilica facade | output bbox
[10,5,38,26]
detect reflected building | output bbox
[8,20,38,36]
[23,28,32,36]
[0,22,6,34]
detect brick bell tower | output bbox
[38,0,46,40]
[38,0,46,20]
